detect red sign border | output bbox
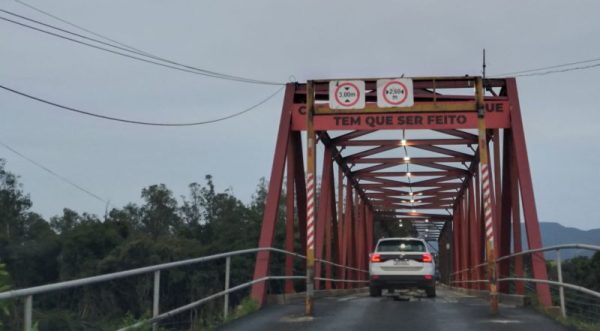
[334,82,361,107]
[382,80,409,106]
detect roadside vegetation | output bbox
[521,248,600,330]
[0,159,290,330]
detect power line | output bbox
[492,57,600,77]
[7,2,600,82]
[0,84,284,126]
[0,140,109,204]
[13,0,150,55]
[509,62,600,77]
[0,12,283,86]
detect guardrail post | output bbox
[556,250,566,318]
[152,270,160,331]
[224,256,231,320]
[24,295,32,331]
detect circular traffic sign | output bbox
[334,82,361,107]
[382,80,409,106]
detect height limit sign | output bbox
[377,78,414,108]
[329,80,365,110]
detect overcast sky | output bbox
[2,0,600,231]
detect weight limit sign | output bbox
[377,78,414,108]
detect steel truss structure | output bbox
[250,77,552,309]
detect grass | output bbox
[526,292,600,331]
[224,297,259,324]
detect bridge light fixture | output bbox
[403,156,411,162]
[400,139,407,146]
[406,172,412,177]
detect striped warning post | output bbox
[481,163,494,242]
[306,172,315,250]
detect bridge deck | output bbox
[219,287,567,331]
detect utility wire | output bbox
[13,0,151,55]
[6,2,600,81]
[0,13,283,86]
[6,7,600,81]
[507,62,600,77]
[0,140,109,204]
[0,84,284,126]
[492,56,600,77]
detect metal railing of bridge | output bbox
[0,247,368,331]
[449,243,600,319]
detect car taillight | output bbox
[370,253,381,263]
[422,253,433,263]
[424,275,433,280]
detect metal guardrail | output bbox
[450,243,600,277]
[449,243,600,319]
[0,246,368,331]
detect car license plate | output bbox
[393,260,408,265]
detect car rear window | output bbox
[377,240,426,252]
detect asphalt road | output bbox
[219,287,570,331]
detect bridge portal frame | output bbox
[250,77,552,310]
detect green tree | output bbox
[49,208,80,234]
[0,159,32,241]
[0,261,11,329]
[140,184,180,239]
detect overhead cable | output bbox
[0,84,284,126]
[0,12,283,86]
[492,57,600,77]
[0,140,109,204]
[13,0,150,55]
[507,62,600,77]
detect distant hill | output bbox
[523,222,600,260]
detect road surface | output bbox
[220,287,568,331]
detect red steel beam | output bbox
[356,170,468,177]
[344,185,355,286]
[331,130,376,143]
[352,163,398,174]
[412,145,474,158]
[460,194,470,288]
[251,84,295,305]
[337,138,477,146]
[360,183,462,190]
[343,145,399,161]
[284,134,296,294]
[420,163,469,172]
[314,148,333,290]
[468,179,478,289]
[434,129,478,140]
[506,79,551,306]
[498,130,512,293]
[352,156,470,164]
[326,161,338,290]
[294,132,308,258]
[510,141,525,295]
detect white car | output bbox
[368,237,436,297]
